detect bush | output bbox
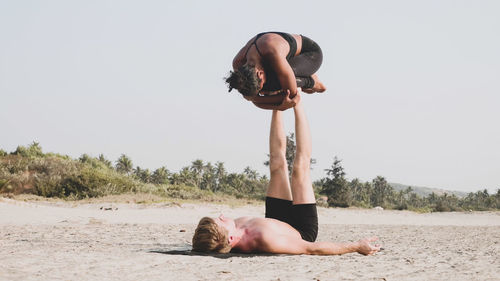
[395,202,408,210]
[0,152,143,199]
[351,200,372,209]
[0,179,8,190]
[35,164,142,199]
[12,142,44,158]
[164,184,214,200]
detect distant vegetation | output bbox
[1,141,499,212]
[0,142,267,201]
[315,157,499,212]
[389,182,467,198]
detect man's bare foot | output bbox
[302,74,326,94]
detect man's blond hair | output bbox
[192,217,232,253]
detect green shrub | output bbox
[34,164,142,199]
[165,184,214,200]
[0,152,143,199]
[12,142,44,158]
[0,179,9,191]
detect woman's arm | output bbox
[252,90,300,111]
[267,53,298,98]
[252,93,286,105]
[252,102,281,110]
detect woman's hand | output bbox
[276,90,300,111]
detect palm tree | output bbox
[98,154,113,168]
[141,168,152,183]
[371,176,392,208]
[116,154,133,174]
[243,166,258,181]
[225,173,246,194]
[133,166,142,177]
[200,162,216,191]
[214,161,226,192]
[152,166,169,185]
[179,166,196,186]
[190,159,204,187]
[133,166,151,183]
[169,173,181,185]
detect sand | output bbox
[1,197,499,281]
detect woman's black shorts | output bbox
[262,35,323,91]
[265,197,318,242]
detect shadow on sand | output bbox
[148,244,283,259]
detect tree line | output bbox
[111,153,269,199]
[0,142,268,200]
[317,157,499,212]
[1,141,499,211]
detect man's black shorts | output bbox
[265,197,318,242]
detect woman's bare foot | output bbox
[302,74,326,94]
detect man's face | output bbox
[214,214,236,233]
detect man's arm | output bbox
[260,235,381,256]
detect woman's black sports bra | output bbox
[244,32,297,60]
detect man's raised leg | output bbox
[290,102,316,204]
[286,100,318,242]
[266,110,292,200]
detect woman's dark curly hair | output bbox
[225,64,262,97]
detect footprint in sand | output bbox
[87,217,105,225]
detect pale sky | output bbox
[1,0,499,193]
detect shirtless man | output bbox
[192,95,381,255]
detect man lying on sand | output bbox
[192,93,381,255]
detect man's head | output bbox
[225,64,265,98]
[192,216,233,253]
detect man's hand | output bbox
[276,90,301,111]
[356,237,381,255]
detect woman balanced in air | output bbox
[226,32,326,111]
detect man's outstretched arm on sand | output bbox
[260,235,381,256]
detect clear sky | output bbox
[1,0,499,193]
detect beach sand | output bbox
[1,197,499,281]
